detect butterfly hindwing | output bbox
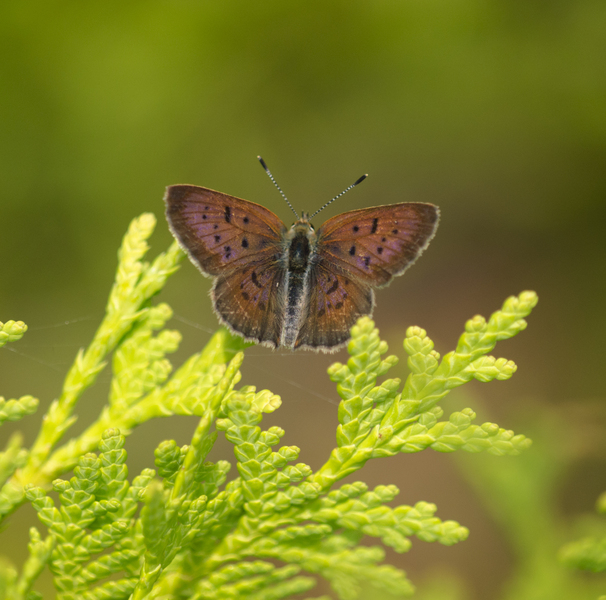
[295,261,373,350]
[165,185,286,276]
[212,256,286,348]
[316,203,439,287]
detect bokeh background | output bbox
[1,1,605,598]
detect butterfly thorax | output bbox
[285,220,317,273]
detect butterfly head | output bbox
[298,211,314,227]
[287,216,316,238]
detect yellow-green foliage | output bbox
[0,215,538,600]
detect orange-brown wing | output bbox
[212,256,286,348]
[294,261,373,351]
[316,203,439,287]
[164,185,286,276]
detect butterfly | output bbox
[164,158,439,352]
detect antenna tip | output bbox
[257,156,269,171]
[354,174,368,186]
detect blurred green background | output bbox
[1,1,605,598]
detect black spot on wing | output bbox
[371,218,378,234]
[224,206,231,223]
[349,246,356,256]
[327,279,339,294]
[251,271,262,288]
[242,238,249,248]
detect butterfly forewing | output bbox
[165,185,286,276]
[316,203,439,287]
[295,263,373,350]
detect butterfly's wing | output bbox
[164,185,286,276]
[294,262,373,351]
[165,185,287,346]
[296,202,438,351]
[212,257,286,348]
[316,203,439,287]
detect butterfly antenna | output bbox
[258,156,299,219]
[309,173,368,220]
